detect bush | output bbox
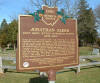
[96,38,100,46]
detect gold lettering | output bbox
[46,10,55,13]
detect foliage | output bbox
[95,4,100,32]
[0,0,99,50]
[0,19,18,51]
[77,0,97,46]
[29,9,44,22]
[96,38,100,47]
[7,19,18,50]
[29,9,70,24]
[95,5,100,19]
[64,0,79,18]
[0,19,9,49]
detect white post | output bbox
[0,56,3,73]
[48,81,55,83]
[77,65,80,73]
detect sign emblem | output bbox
[42,6,59,26]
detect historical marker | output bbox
[16,6,79,72]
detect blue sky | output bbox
[0,0,100,24]
[0,0,30,23]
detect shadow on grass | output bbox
[86,58,99,62]
[6,70,39,75]
[29,77,48,83]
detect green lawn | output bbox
[0,66,100,83]
[0,46,95,57]
[79,47,93,56]
[0,47,100,83]
[0,48,16,57]
[2,60,16,66]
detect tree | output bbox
[0,19,9,51]
[77,0,97,46]
[97,38,100,47]
[23,0,80,19]
[0,33,7,49]
[23,0,80,20]
[95,5,100,19]
[64,0,79,18]
[24,0,62,13]
[95,4,100,36]
[7,19,18,51]
[0,19,8,32]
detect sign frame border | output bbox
[16,15,79,71]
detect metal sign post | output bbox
[48,70,56,83]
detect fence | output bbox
[0,55,100,73]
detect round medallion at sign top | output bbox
[23,62,29,67]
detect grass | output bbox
[56,66,100,83]
[79,47,93,56]
[0,46,95,57]
[0,48,16,57]
[0,47,100,83]
[0,66,100,83]
[2,60,16,66]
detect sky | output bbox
[0,0,100,24]
[0,0,30,23]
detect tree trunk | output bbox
[14,44,16,51]
[7,44,10,49]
